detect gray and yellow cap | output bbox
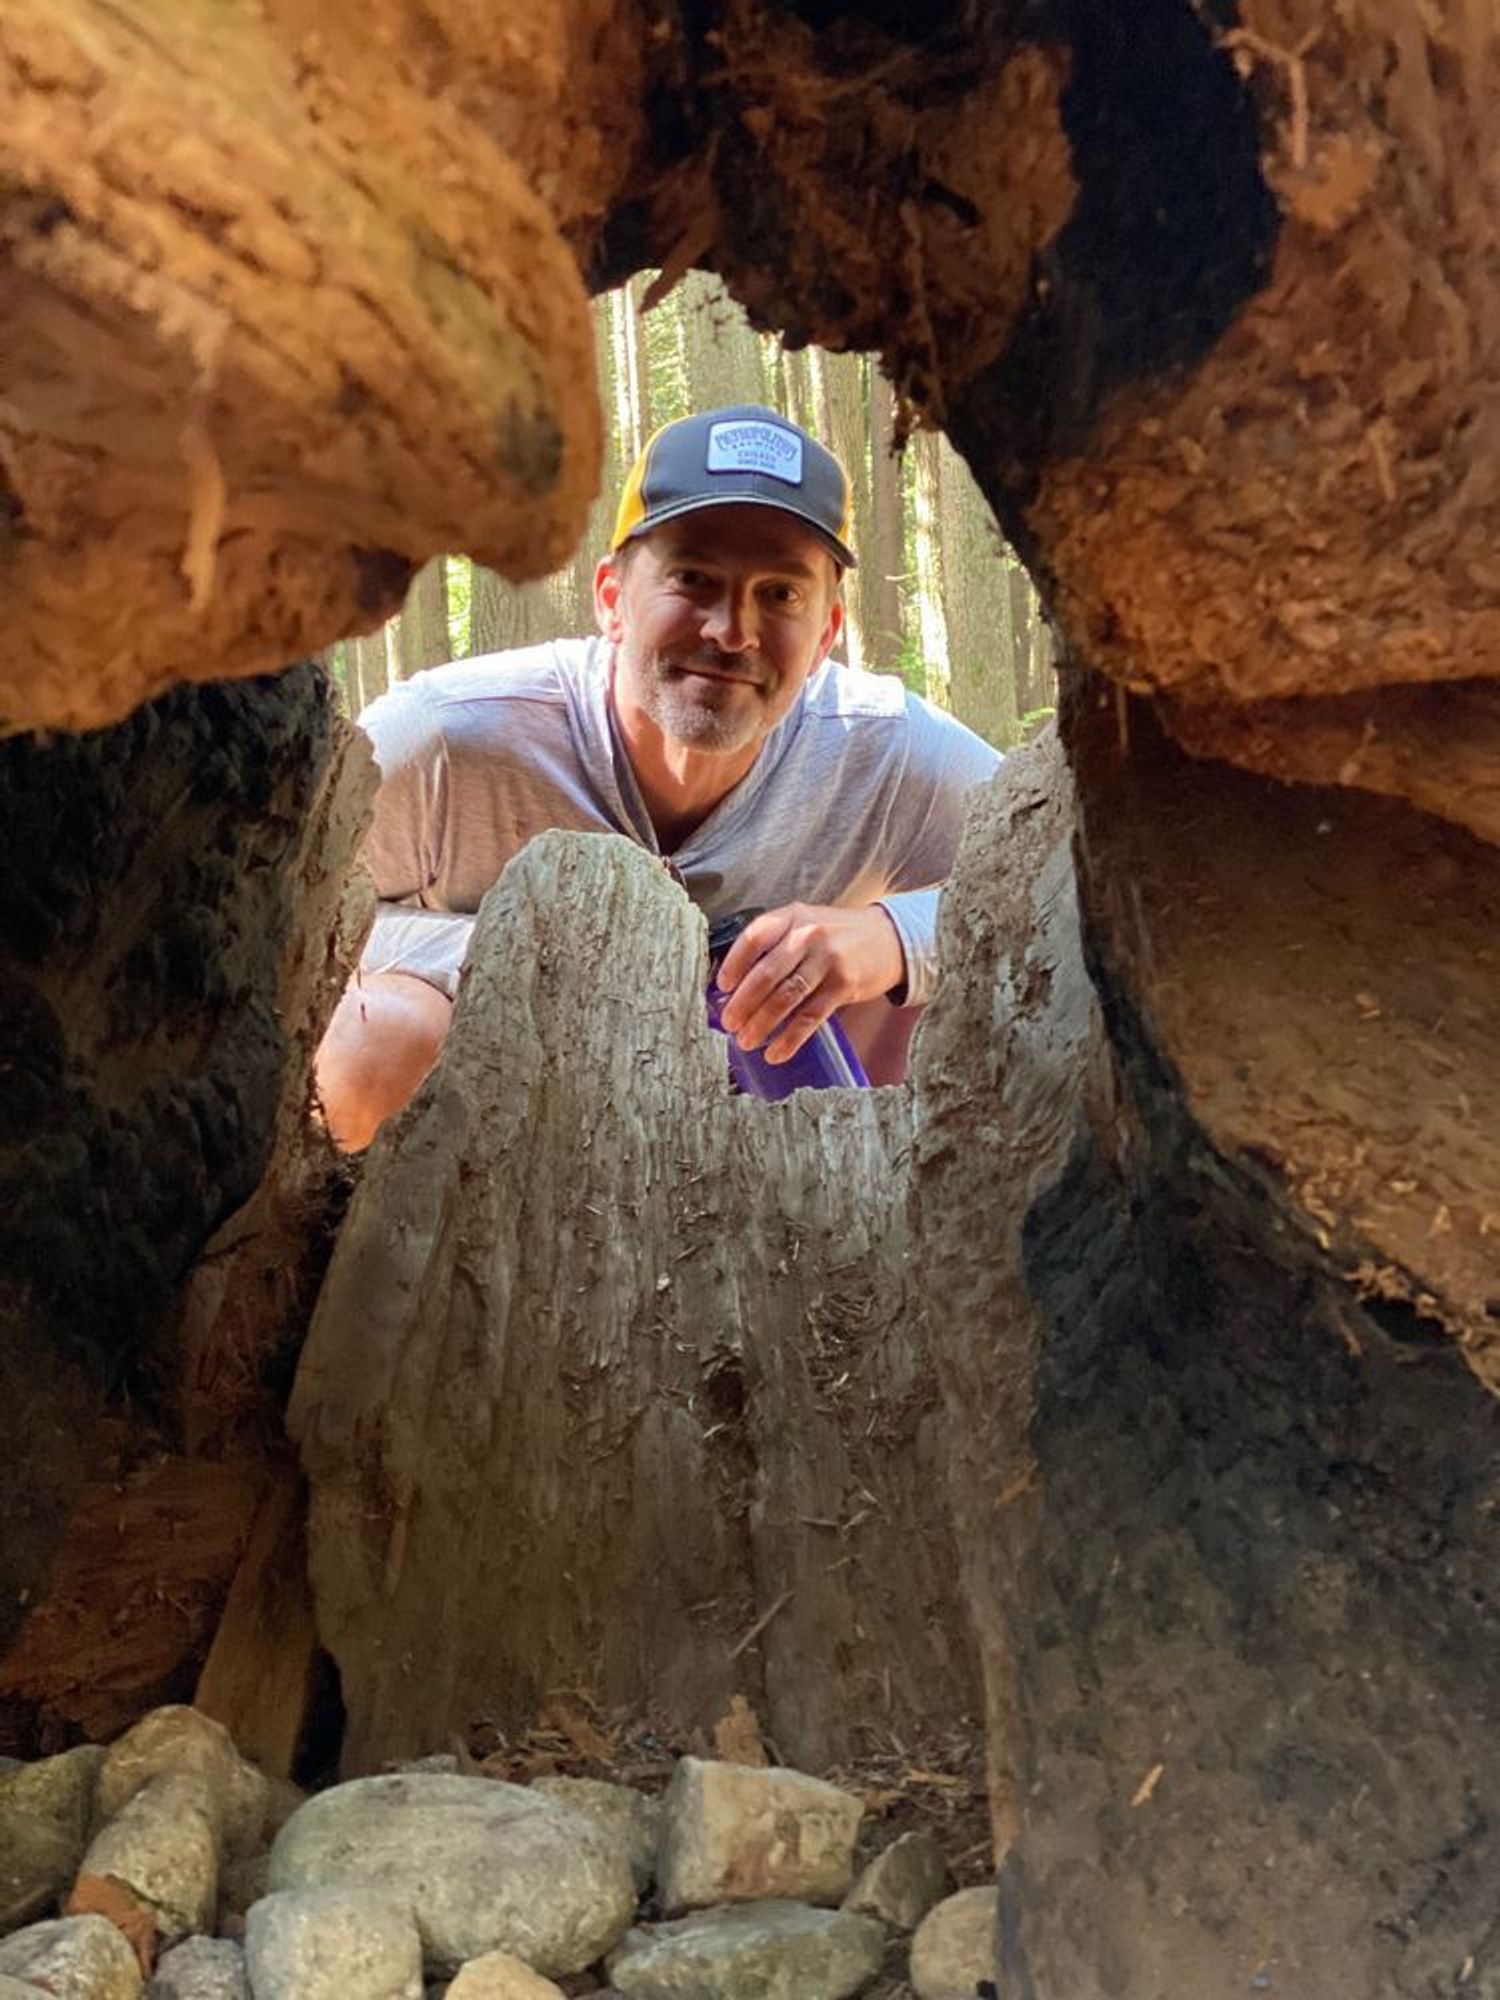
[611,405,856,569]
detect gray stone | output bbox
[0,1746,106,1848]
[245,1887,423,1999]
[267,1774,635,1976]
[843,1829,953,1931]
[0,1745,109,1929]
[0,1913,144,1997]
[654,1759,863,1915]
[531,1778,660,1894]
[148,1935,250,1998]
[606,1902,884,1999]
[98,1709,268,1856]
[217,1850,269,1931]
[81,1769,221,1934]
[909,1885,998,2000]
[445,1953,567,1997]
[0,1978,41,1996]
[394,1755,462,1775]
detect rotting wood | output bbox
[194,1465,319,1780]
[0,0,612,733]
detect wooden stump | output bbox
[291,832,981,1775]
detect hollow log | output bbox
[2,1,1499,1989]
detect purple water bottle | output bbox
[705,910,870,1101]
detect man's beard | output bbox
[636,649,775,754]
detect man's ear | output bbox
[594,554,626,639]
[819,591,844,662]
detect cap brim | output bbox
[619,493,856,570]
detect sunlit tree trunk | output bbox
[394,557,450,677]
[910,431,947,705]
[812,349,872,673]
[351,630,390,712]
[937,439,1019,747]
[861,373,906,677]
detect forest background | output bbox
[327,274,1055,750]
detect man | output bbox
[318,403,1000,1148]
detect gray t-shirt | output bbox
[357,637,1000,1006]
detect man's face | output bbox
[595,504,843,759]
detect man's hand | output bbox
[715,902,906,1065]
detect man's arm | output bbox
[716,698,1001,1064]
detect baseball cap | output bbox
[610,405,857,569]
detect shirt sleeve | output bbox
[355,679,468,995]
[875,697,1003,1006]
[358,678,450,903]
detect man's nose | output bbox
[702,586,758,652]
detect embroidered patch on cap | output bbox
[706,419,804,485]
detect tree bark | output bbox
[291,835,979,1776]
[910,432,948,705]
[0,0,615,733]
[860,376,907,678]
[980,686,1500,1993]
[936,437,1019,747]
[0,666,374,1740]
[394,558,451,677]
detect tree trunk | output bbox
[394,557,451,677]
[812,350,871,672]
[291,834,978,1776]
[937,438,1019,747]
[677,271,765,414]
[910,431,947,705]
[860,375,907,678]
[351,631,391,713]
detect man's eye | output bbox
[762,583,801,608]
[672,568,712,588]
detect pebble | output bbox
[245,1886,423,1998]
[446,1950,568,1996]
[843,1827,953,1930]
[531,1777,661,1895]
[268,1773,635,1976]
[606,1900,885,1999]
[81,1769,222,1934]
[148,1934,250,1997]
[909,1884,999,1999]
[655,1759,862,1914]
[0,1913,144,1997]
[98,1709,268,1856]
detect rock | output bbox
[0,1979,42,1996]
[606,1902,884,1999]
[217,1850,269,1932]
[395,1755,462,1775]
[148,1935,251,1998]
[843,1829,952,1931]
[654,1759,862,1915]
[531,1779,660,1895]
[0,1913,143,1997]
[267,1774,636,1976]
[0,1746,106,1847]
[98,1709,269,1856]
[244,1887,423,1999]
[0,1746,109,1931]
[80,1769,222,1934]
[909,1885,998,2000]
[446,1952,567,1997]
